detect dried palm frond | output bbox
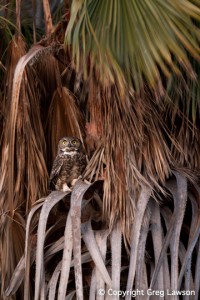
[0,211,26,300]
[168,58,200,124]
[1,35,26,119]
[164,58,200,170]
[0,42,49,299]
[46,86,85,161]
[170,120,200,170]
[83,79,173,239]
[5,45,48,210]
[0,33,27,300]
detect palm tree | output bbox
[1,0,200,299]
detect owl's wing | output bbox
[49,156,63,188]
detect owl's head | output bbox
[58,137,83,152]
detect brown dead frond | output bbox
[2,35,26,124]
[163,68,200,171]
[0,211,26,300]
[169,115,200,170]
[46,86,85,161]
[5,45,49,211]
[0,41,49,298]
[83,76,172,241]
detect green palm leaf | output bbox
[65,0,200,90]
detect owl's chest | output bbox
[60,154,80,172]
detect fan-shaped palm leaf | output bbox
[65,0,200,90]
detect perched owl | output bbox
[49,137,87,191]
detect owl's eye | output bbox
[62,140,67,145]
[71,140,77,145]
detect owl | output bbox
[49,137,87,192]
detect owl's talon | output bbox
[62,183,72,192]
[71,176,82,187]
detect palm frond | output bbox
[65,0,200,90]
[5,172,200,299]
[0,41,49,298]
[0,212,26,299]
[84,82,172,237]
[164,57,200,170]
[47,86,85,160]
[4,44,48,210]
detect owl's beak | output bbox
[62,147,71,151]
[62,147,78,152]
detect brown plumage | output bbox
[49,137,87,191]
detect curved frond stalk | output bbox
[57,213,73,300]
[149,208,173,290]
[183,192,200,294]
[135,204,151,292]
[93,230,109,299]
[126,185,151,299]
[149,200,164,291]
[178,217,200,289]
[44,236,64,264]
[168,172,187,293]
[81,221,112,287]
[194,239,200,299]
[111,222,122,299]
[34,191,69,300]
[48,261,62,300]
[89,269,96,300]
[70,180,92,299]
[24,201,44,300]
[5,255,25,297]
